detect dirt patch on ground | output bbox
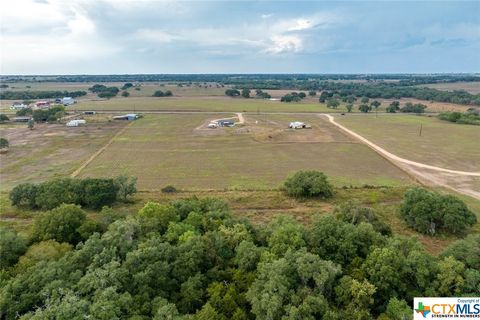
[248,114,354,143]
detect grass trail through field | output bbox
[70,122,132,178]
[324,114,480,200]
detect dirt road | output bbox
[323,114,480,199]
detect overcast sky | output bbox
[1,0,479,74]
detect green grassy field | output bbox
[69,96,340,113]
[78,114,411,190]
[336,114,480,171]
[0,119,126,190]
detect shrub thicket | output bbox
[400,187,476,235]
[284,170,334,198]
[9,176,137,210]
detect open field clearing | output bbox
[0,118,126,190]
[420,81,480,94]
[68,96,336,113]
[334,114,480,200]
[336,114,480,171]
[78,113,411,190]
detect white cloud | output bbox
[135,29,180,43]
[263,35,303,54]
[261,13,273,19]
[0,0,119,74]
[287,18,314,31]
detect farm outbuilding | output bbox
[35,101,50,109]
[62,97,75,105]
[66,120,86,127]
[13,116,32,122]
[113,113,139,121]
[10,102,27,110]
[217,120,235,127]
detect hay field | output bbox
[78,114,411,190]
[336,114,480,171]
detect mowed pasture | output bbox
[0,118,126,190]
[78,114,412,190]
[336,114,480,171]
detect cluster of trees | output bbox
[386,101,400,113]
[280,92,306,102]
[254,89,271,99]
[31,105,65,122]
[309,83,480,106]
[438,110,480,125]
[0,90,87,100]
[1,195,478,319]
[399,102,427,113]
[225,88,253,98]
[9,175,137,210]
[400,187,476,235]
[225,89,241,97]
[122,83,134,90]
[153,90,173,97]
[88,84,120,98]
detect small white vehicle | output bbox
[207,122,218,129]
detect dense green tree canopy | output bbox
[0,191,477,319]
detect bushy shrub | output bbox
[161,185,177,193]
[400,187,476,235]
[284,170,334,198]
